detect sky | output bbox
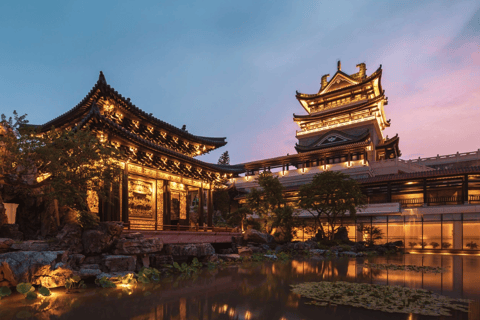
[0,1,479,165]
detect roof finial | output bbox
[337,60,341,71]
[98,71,107,85]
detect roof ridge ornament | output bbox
[337,60,341,71]
[98,71,107,85]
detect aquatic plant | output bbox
[95,277,116,288]
[38,286,51,297]
[277,252,290,261]
[65,276,87,292]
[136,268,159,283]
[291,281,470,316]
[0,286,12,299]
[16,283,37,299]
[362,263,447,274]
[168,258,203,275]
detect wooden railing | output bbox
[123,221,237,233]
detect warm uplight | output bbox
[245,311,252,320]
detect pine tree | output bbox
[217,151,230,165]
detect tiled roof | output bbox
[76,104,245,175]
[35,72,227,148]
[295,129,370,153]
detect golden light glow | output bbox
[245,311,252,320]
[36,173,51,183]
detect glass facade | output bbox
[293,213,480,251]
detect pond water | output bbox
[1,254,480,320]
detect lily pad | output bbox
[362,263,447,274]
[291,281,470,316]
[38,287,51,297]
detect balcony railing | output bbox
[368,195,472,207]
[124,221,237,233]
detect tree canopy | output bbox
[217,151,230,165]
[298,170,366,240]
[0,111,123,228]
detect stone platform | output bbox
[123,230,242,244]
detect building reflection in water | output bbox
[2,255,480,320]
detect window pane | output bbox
[405,217,422,249]
[442,222,453,249]
[463,221,480,250]
[423,222,441,249]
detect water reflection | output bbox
[1,255,480,320]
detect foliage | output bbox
[442,242,452,249]
[430,241,440,249]
[168,258,203,275]
[0,286,12,299]
[38,286,51,297]
[217,151,230,165]
[65,275,87,291]
[226,207,250,229]
[245,217,262,231]
[277,252,290,261]
[291,281,470,316]
[271,206,299,243]
[466,241,478,249]
[298,171,366,240]
[338,244,352,251]
[26,291,38,300]
[95,277,116,288]
[119,273,138,285]
[16,282,34,296]
[213,188,230,219]
[0,111,122,227]
[136,268,160,283]
[408,242,417,249]
[357,224,384,246]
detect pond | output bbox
[1,254,480,320]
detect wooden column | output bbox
[207,188,213,227]
[186,190,191,225]
[164,181,171,226]
[463,174,469,203]
[423,178,428,206]
[387,182,392,203]
[198,186,204,226]
[122,165,129,223]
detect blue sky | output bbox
[1,1,479,164]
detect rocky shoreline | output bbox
[0,222,403,289]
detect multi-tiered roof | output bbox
[31,72,244,181]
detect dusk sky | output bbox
[1,1,479,165]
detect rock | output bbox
[67,254,85,269]
[293,242,306,251]
[122,232,144,239]
[78,267,102,278]
[149,254,174,268]
[246,245,263,254]
[164,243,215,257]
[10,240,50,251]
[375,246,387,255]
[352,242,366,252]
[38,266,74,288]
[217,254,241,262]
[340,251,357,257]
[310,249,326,255]
[333,226,350,242]
[260,244,270,252]
[82,221,123,254]
[0,251,67,287]
[83,255,102,265]
[0,238,14,253]
[237,247,253,257]
[275,245,284,254]
[103,255,136,272]
[267,234,275,244]
[202,254,218,263]
[96,271,133,283]
[220,248,234,254]
[113,237,163,255]
[243,229,268,244]
[264,254,277,259]
[0,224,23,241]
[53,223,83,253]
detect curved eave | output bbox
[77,105,244,174]
[295,131,370,153]
[36,72,227,149]
[295,65,383,100]
[293,94,385,122]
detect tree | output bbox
[0,111,122,232]
[298,171,366,240]
[271,206,299,243]
[217,151,230,165]
[246,172,284,232]
[356,224,384,246]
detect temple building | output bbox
[30,72,244,230]
[232,62,480,253]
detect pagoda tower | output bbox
[294,61,400,163]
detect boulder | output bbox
[113,237,163,255]
[78,267,102,278]
[0,250,67,287]
[310,249,326,255]
[0,238,13,253]
[82,221,123,254]
[149,254,174,268]
[164,243,215,257]
[96,271,133,283]
[340,251,357,257]
[10,240,50,251]
[103,255,136,272]
[38,265,74,288]
[237,247,253,257]
[217,254,241,262]
[83,255,102,265]
[243,229,268,244]
[202,254,218,263]
[53,223,83,253]
[67,254,85,269]
[0,224,23,241]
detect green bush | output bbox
[339,244,352,251]
[0,286,12,299]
